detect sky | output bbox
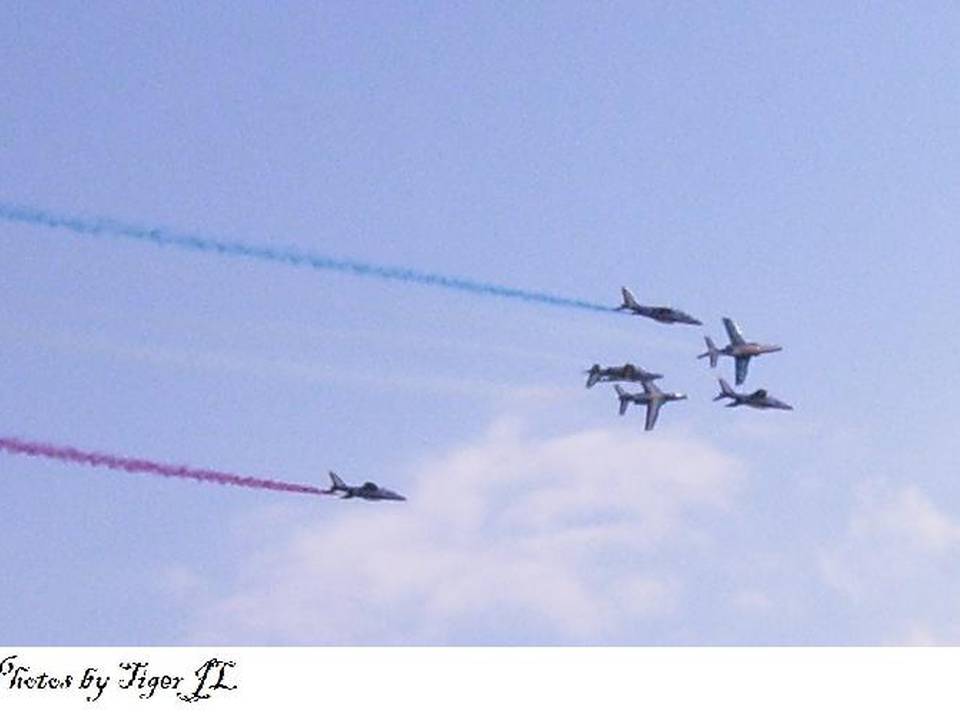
[1,2,959,645]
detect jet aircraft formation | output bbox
[584,286,792,430]
[333,285,792,501]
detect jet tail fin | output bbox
[585,364,600,388]
[619,286,638,310]
[327,471,348,493]
[614,384,631,416]
[713,378,736,402]
[697,336,720,368]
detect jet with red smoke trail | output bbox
[323,471,406,501]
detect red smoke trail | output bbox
[0,436,324,496]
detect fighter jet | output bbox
[697,317,782,385]
[323,471,406,501]
[613,380,687,431]
[585,363,663,388]
[616,287,702,325]
[713,378,793,411]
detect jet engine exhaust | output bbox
[0,203,611,313]
[0,436,325,496]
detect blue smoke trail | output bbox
[0,203,613,313]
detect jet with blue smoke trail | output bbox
[323,471,406,501]
[0,202,612,314]
[616,287,702,325]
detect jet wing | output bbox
[644,397,664,431]
[735,356,751,385]
[723,317,746,346]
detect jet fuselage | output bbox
[348,485,407,501]
[622,391,687,405]
[728,343,782,358]
[629,305,702,326]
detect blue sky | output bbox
[2,2,959,644]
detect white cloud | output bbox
[819,482,960,643]
[847,485,960,554]
[821,483,960,597]
[179,419,742,644]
